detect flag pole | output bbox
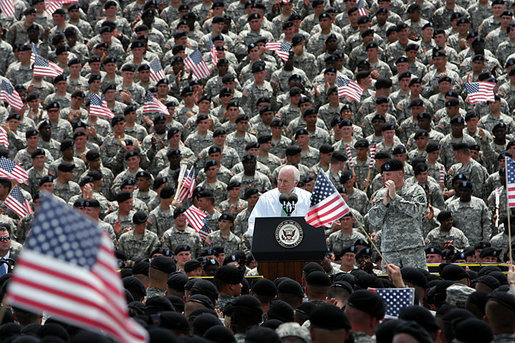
[505,163,513,264]
[349,211,390,265]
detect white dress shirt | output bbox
[247,187,312,236]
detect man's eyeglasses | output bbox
[0,237,10,241]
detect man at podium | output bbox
[247,165,312,236]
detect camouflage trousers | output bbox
[381,246,428,272]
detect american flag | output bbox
[45,0,78,15]
[439,165,445,184]
[506,157,515,208]
[0,126,8,148]
[465,82,495,104]
[337,76,363,102]
[0,157,29,183]
[177,167,195,202]
[89,94,115,119]
[6,195,148,343]
[143,91,167,115]
[357,0,368,17]
[184,50,211,80]
[0,79,24,111]
[210,41,218,67]
[4,185,33,218]
[0,0,15,18]
[184,205,208,236]
[265,41,292,62]
[368,144,377,169]
[305,170,350,227]
[345,144,354,168]
[368,288,415,318]
[33,54,64,78]
[149,58,166,83]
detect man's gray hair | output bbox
[280,165,300,182]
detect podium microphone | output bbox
[288,193,298,204]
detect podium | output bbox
[251,217,327,283]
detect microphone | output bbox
[279,193,290,205]
[288,193,298,204]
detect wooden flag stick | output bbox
[505,165,513,264]
[350,211,389,266]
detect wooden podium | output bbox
[251,217,327,283]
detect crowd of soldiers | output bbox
[0,0,514,341]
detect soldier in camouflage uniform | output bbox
[53,162,81,203]
[161,207,202,258]
[425,211,470,250]
[198,160,228,205]
[240,61,275,117]
[205,213,242,256]
[213,265,245,311]
[368,159,428,270]
[230,153,272,197]
[147,185,176,239]
[104,191,137,235]
[117,211,159,262]
[446,181,492,247]
[327,212,367,254]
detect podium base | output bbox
[257,260,320,283]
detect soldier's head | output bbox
[457,181,473,201]
[381,158,404,188]
[197,190,215,211]
[0,223,11,256]
[0,177,12,198]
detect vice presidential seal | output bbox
[275,220,304,248]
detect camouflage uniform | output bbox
[270,135,292,159]
[347,188,369,216]
[104,210,136,233]
[425,226,470,250]
[368,183,428,270]
[147,206,175,239]
[446,196,492,246]
[161,226,202,258]
[198,180,228,205]
[240,81,274,117]
[117,229,159,261]
[205,230,242,256]
[230,172,272,197]
[327,230,367,254]
[447,159,486,198]
[53,180,81,203]
[215,294,235,311]
[234,207,252,237]
[197,165,235,185]
[439,134,477,169]
[490,229,515,261]
[225,132,258,159]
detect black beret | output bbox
[401,267,428,289]
[488,291,515,312]
[174,244,191,255]
[347,290,386,319]
[57,162,74,172]
[252,278,278,297]
[392,145,407,155]
[39,175,54,186]
[30,148,45,158]
[309,304,351,330]
[425,246,442,255]
[116,191,132,203]
[184,259,202,273]
[440,264,468,281]
[479,247,500,258]
[453,318,493,343]
[214,266,244,284]
[305,271,331,287]
[150,255,176,274]
[244,188,259,200]
[251,61,266,73]
[166,272,188,291]
[132,211,148,224]
[277,278,304,298]
[268,299,294,323]
[381,159,403,172]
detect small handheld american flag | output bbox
[505,157,515,208]
[184,50,211,80]
[6,194,148,343]
[143,91,167,115]
[184,205,209,238]
[345,144,354,168]
[210,41,218,67]
[357,0,368,17]
[0,157,29,183]
[149,58,166,83]
[89,94,115,119]
[368,288,415,318]
[33,55,63,78]
[0,126,8,148]
[439,165,445,184]
[368,144,377,169]
[305,170,350,228]
[465,82,495,104]
[265,41,292,62]
[0,79,24,111]
[337,76,363,102]
[177,167,195,202]
[0,0,15,18]
[4,185,33,218]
